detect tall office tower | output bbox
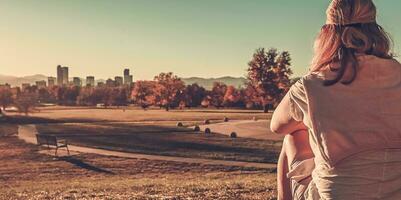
[57,65,63,85]
[48,77,56,87]
[56,65,69,85]
[123,68,133,85]
[86,76,95,87]
[73,77,81,87]
[124,69,129,76]
[35,80,47,89]
[62,66,69,85]
[115,76,123,86]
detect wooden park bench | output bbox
[36,134,70,156]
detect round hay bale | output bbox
[176,122,183,127]
[252,116,258,121]
[204,128,211,134]
[230,132,237,138]
[204,119,210,124]
[194,125,200,132]
[223,117,229,122]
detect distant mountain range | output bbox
[0,74,48,87]
[0,74,247,89]
[181,76,247,89]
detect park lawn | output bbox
[0,123,278,200]
[8,106,272,123]
[36,122,281,163]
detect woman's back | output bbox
[289,55,401,199]
[271,1,401,199]
[293,55,401,165]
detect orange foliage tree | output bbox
[153,72,185,111]
[246,48,292,112]
[131,80,157,109]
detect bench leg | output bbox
[55,147,58,157]
[66,146,70,156]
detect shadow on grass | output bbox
[59,156,114,174]
[170,109,270,114]
[36,120,280,163]
[1,115,108,124]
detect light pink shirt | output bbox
[289,55,401,166]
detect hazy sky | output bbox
[1,0,400,80]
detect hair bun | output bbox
[326,0,376,25]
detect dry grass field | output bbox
[1,107,280,199]
[8,106,271,123]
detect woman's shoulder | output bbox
[296,72,326,86]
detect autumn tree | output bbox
[37,88,56,103]
[153,72,185,111]
[182,83,207,108]
[223,85,241,107]
[131,81,157,109]
[55,86,80,105]
[242,84,259,109]
[76,87,94,106]
[98,88,111,107]
[0,87,14,110]
[15,91,38,115]
[210,82,227,108]
[113,87,129,107]
[246,48,292,112]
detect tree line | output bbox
[0,48,295,114]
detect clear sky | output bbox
[0,0,400,80]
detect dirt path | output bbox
[18,125,276,169]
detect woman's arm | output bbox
[271,93,307,134]
[277,142,292,200]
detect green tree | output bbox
[246,48,293,112]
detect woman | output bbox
[271,0,401,199]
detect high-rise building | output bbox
[56,65,69,85]
[86,76,95,87]
[123,68,133,85]
[48,77,56,87]
[62,67,69,85]
[124,69,129,76]
[57,65,63,85]
[115,76,123,86]
[35,80,47,89]
[73,77,81,87]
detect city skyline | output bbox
[1,0,400,80]
[52,66,134,87]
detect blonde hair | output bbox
[311,0,393,86]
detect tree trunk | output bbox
[263,104,269,113]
